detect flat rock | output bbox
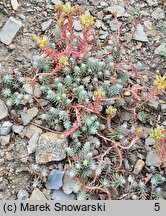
[121,111,132,121]
[41,19,52,31]
[27,107,39,119]
[21,112,33,126]
[148,98,159,110]
[161,104,166,113]
[146,150,161,167]
[155,43,166,55]
[0,135,10,146]
[29,188,47,200]
[145,137,155,146]
[0,121,12,136]
[133,24,148,42]
[62,173,74,194]
[36,132,68,164]
[107,5,125,17]
[133,159,145,175]
[11,0,19,10]
[0,100,8,120]
[27,132,40,154]
[52,190,76,200]
[46,169,64,190]
[12,125,24,134]
[135,62,143,71]
[109,20,120,32]
[17,189,29,200]
[0,127,10,136]
[51,0,62,5]
[0,16,22,45]
[147,0,158,6]
[23,83,41,98]
[151,8,165,20]
[25,125,42,139]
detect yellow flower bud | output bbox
[55,3,64,12]
[33,35,48,49]
[106,106,117,117]
[94,89,105,98]
[80,13,94,30]
[59,55,68,67]
[63,3,75,16]
[150,126,164,142]
[154,75,166,91]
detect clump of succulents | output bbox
[30,164,48,188]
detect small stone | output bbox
[23,83,41,98]
[25,125,42,139]
[46,169,64,190]
[0,180,6,192]
[95,20,103,29]
[51,0,62,5]
[41,19,52,31]
[0,122,13,136]
[11,0,19,10]
[74,20,82,32]
[21,112,33,126]
[0,99,8,120]
[36,132,68,164]
[0,126,10,136]
[27,107,39,119]
[121,111,132,121]
[100,2,108,7]
[97,11,104,20]
[27,132,40,154]
[133,159,145,175]
[109,20,120,32]
[12,125,24,134]
[151,8,165,20]
[62,173,74,195]
[19,14,26,20]
[144,21,152,30]
[0,17,23,45]
[145,137,155,146]
[99,33,108,40]
[29,188,47,200]
[77,0,83,4]
[52,190,76,200]
[107,5,125,17]
[17,189,29,200]
[8,44,16,50]
[135,62,143,71]
[147,0,158,6]
[134,24,148,42]
[124,91,131,96]
[161,104,166,113]
[155,43,166,55]
[148,98,159,110]
[0,159,4,165]
[0,135,10,146]
[146,150,161,167]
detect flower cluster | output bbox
[106,106,117,117]
[80,14,94,30]
[154,75,166,91]
[150,126,165,142]
[33,35,48,48]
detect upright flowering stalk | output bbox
[106,106,117,130]
[145,75,166,102]
[150,126,166,170]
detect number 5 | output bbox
[154,203,160,211]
